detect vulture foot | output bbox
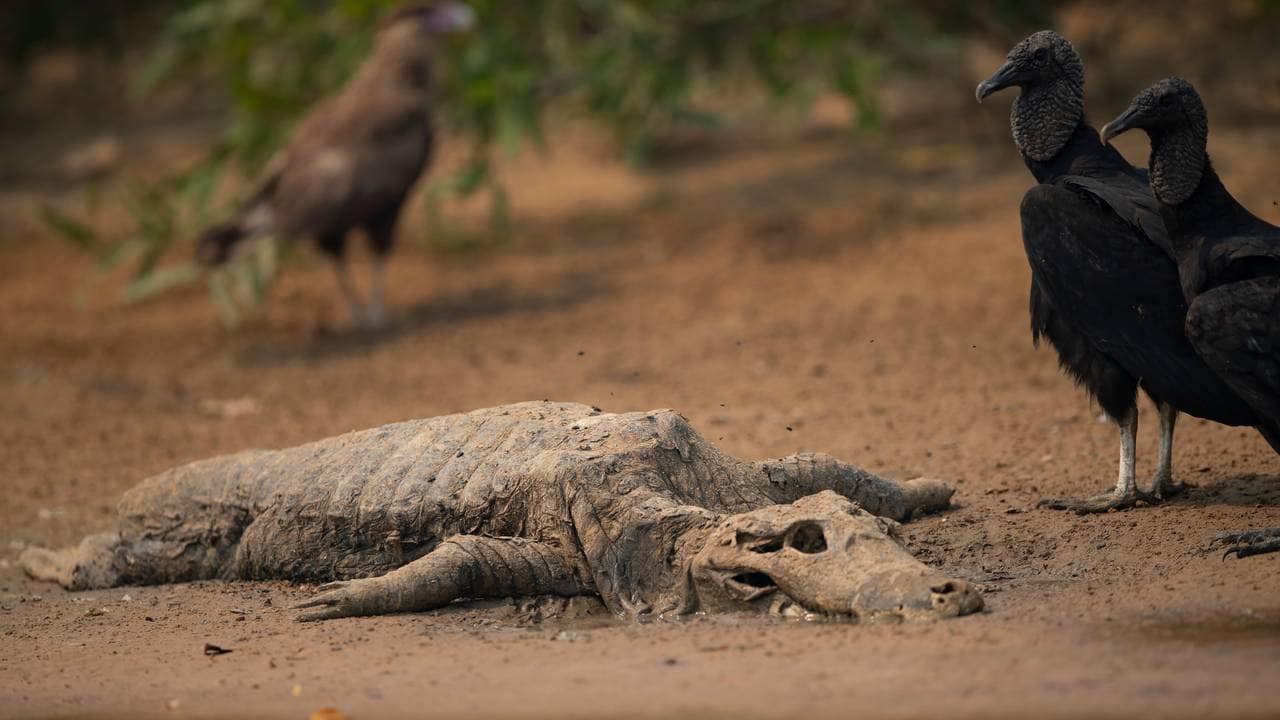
[1151,476,1188,500]
[1038,488,1160,514]
[1214,528,1280,559]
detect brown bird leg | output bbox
[364,254,388,328]
[331,259,370,326]
[362,210,398,329]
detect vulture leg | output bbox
[1041,409,1160,513]
[1214,528,1280,559]
[1149,401,1184,498]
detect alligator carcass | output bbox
[21,402,982,623]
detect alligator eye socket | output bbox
[787,522,828,554]
[731,572,776,589]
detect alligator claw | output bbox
[293,580,365,621]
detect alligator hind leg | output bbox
[20,533,122,590]
[294,535,591,621]
[1214,528,1280,559]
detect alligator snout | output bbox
[848,569,984,621]
[692,491,984,622]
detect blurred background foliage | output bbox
[9,0,1227,319]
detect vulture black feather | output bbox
[977,32,1263,513]
[1104,78,1280,555]
[195,2,474,327]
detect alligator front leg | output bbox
[293,535,591,621]
[756,453,954,521]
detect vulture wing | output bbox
[1021,181,1259,425]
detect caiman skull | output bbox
[691,491,983,622]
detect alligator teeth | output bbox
[796,609,857,624]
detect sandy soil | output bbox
[2,103,1280,719]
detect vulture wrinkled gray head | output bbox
[975,31,1083,101]
[976,30,1085,162]
[1101,78,1208,143]
[1102,78,1209,205]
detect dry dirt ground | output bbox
[2,103,1280,719]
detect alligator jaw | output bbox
[771,595,862,624]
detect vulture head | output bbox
[975,30,1083,103]
[1102,78,1209,205]
[1100,78,1207,145]
[976,31,1085,162]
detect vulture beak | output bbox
[975,61,1020,103]
[1100,105,1142,144]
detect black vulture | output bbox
[976,32,1262,513]
[1103,78,1280,556]
[196,2,475,327]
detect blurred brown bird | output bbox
[196,2,474,327]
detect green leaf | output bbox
[119,264,202,304]
[95,240,143,274]
[40,205,98,250]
